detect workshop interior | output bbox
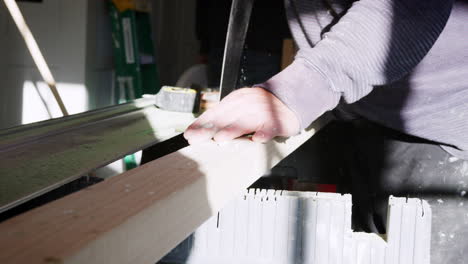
[0,0,466,263]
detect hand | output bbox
[184,87,300,144]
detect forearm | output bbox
[260,0,453,129]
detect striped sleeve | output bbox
[259,0,453,129]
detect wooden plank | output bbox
[0,122,324,264]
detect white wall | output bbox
[85,0,114,109]
[0,0,114,129]
[0,0,200,130]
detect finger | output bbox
[184,121,218,144]
[184,94,247,143]
[251,124,279,143]
[185,108,242,142]
[212,123,253,142]
[211,111,266,142]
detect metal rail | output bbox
[0,98,195,212]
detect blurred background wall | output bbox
[0,0,199,129]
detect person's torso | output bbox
[287,0,468,159]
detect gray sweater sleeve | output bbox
[259,0,453,129]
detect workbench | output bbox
[0,99,324,263]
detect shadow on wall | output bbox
[0,0,114,130]
[20,81,89,125]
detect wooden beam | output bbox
[0,121,326,264]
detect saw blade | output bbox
[219,0,255,100]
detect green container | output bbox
[108,1,160,103]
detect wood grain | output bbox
[0,123,323,264]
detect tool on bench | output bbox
[154,86,221,114]
[155,86,199,113]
